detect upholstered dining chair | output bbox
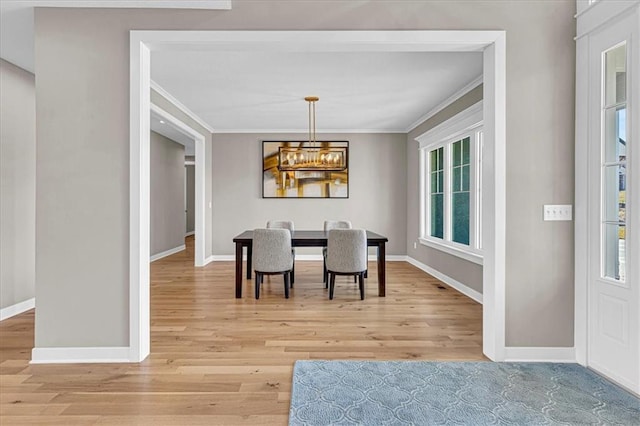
[326,229,367,300]
[252,228,293,299]
[266,220,295,285]
[323,220,352,286]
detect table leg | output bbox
[235,242,243,298]
[246,242,252,280]
[377,242,386,297]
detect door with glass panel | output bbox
[588,12,639,393]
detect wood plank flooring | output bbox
[0,237,483,425]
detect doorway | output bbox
[150,103,206,268]
[576,9,639,394]
[129,30,507,363]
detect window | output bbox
[417,102,483,264]
[601,42,627,282]
[451,137,471,245]
[429,147,444,239]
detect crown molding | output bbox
[405,75,483,133]
[150,80,215,134]
[2,1,231,9]
[211,129,407,134]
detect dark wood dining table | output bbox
[232,230,389,298]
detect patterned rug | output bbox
[289,360,640,425]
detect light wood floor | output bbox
[0,237,483,425]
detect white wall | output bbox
[150,131,186,256]
[212,133,407,256]
[0,59,36,312]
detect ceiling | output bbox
[1,2,483,135]
[0,1,231,73]
[151,50,483,133]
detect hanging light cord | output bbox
[308,99,314,147]
[305,96,319,164]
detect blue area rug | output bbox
[289,360,640,425]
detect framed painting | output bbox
[262,141,349,198]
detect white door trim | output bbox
[129,30,507,363]
[150,103,206,267]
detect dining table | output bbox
[232,230,389,298]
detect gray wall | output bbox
[212,133,407,256]
[34,0,575,350]
[406,86,484,294]
[186,165,195,234]
[0,59,36,310]
[150,131,186,256]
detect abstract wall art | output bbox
[262,141,349,198]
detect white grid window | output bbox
[417,102,483,264]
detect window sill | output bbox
[418,237,483,265]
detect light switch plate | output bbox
[544,204,572,221]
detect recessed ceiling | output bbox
[151,50,483,133]
[0,1,231,73]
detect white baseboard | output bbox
[185,231,195,237]
[150,244,185,262]
[31,346,132,364]
[0,298,35,321]
[204,255,215,265]
[211,255,242,261]
[589,361,639,395]
[504,346,576,362]
[406,256,483,304]
[385,255,408,261]
[295,254,323,261]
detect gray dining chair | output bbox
[326,229,367,300]
[252,228,293,299]
[323,220,352,286]
[267,220,295,285]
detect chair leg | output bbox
[284,272,290,299]
[359,272,365,300]
[255,272,260,299]
[364,269,368,278]
[353,275,357,283]
[329,273,336,300]
[323,258,328,288]
[291,261,295,287]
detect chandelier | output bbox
[277,96,348,172]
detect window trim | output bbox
[417,101,483,265]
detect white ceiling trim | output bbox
[1,1,231,9]
[211,129,407,134]
[140,30,494,52]
[404,75,483,133]
[150,80,215,134]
